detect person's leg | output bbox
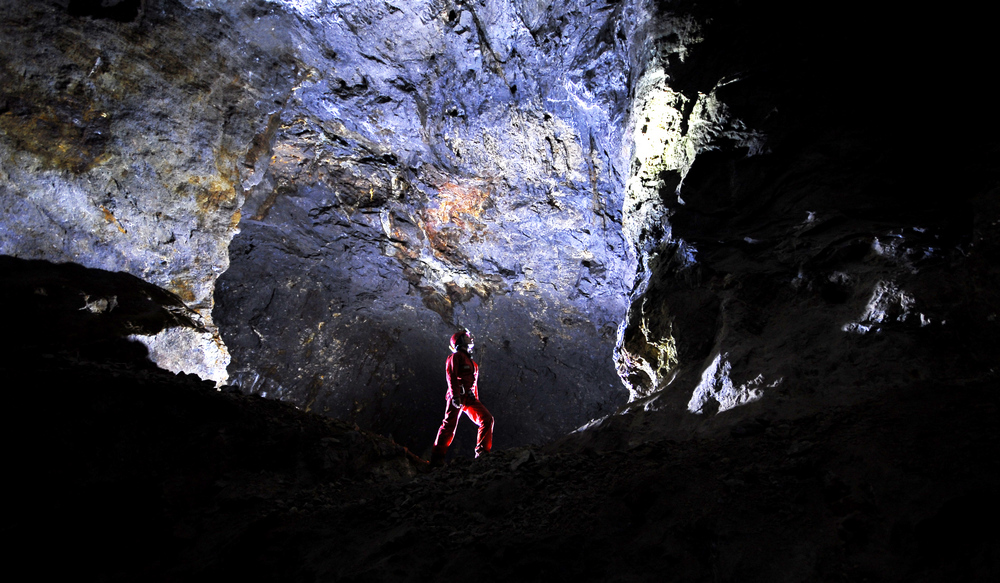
[431,400,462,465]
[462,397,494,457]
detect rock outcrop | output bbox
[3,1,999,581]
[1,0,641,450]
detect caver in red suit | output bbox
[430,330,493,465]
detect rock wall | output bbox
[1,0,642,451]
[4,4,997,581]
[612,1,1000,434]
[215,0,639,452]
[0,0,298,383]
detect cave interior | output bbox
[1,1,998,581]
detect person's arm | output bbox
[447,354,467,407]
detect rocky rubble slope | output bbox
[4,342,996,582]
[231,378,999,583]
[3,349,424,582]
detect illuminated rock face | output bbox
[0,0,639,450]
[214,0,640,451]
[4,4,998,581]
[3,0,997,453]
[0,0,298,383]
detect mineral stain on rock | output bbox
[423,181,492,261]
[0,78,111,174]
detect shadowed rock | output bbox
[0,255,204,361]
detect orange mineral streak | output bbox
[99,205,128,234]
[229,208,243,231]
[191,148,242,214]
[427,182,490,224]
[0,94,111,174]
[169,278,198,304]
[424,182,490,241]
[422,182,491,259]
[191,174,237,213]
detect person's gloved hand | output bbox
[451,392,464,409]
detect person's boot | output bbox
[429,448,446,468]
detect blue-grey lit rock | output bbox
[0,0,640,448]
[0,0,298,383]
[216,0,639,451]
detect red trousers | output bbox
[433,395,494,458]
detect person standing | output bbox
[430,330,493,466]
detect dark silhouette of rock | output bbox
[0,255,203,362]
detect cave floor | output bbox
[225,383,999,583]
[3,353,997,582]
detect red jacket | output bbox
[446,350,479,401]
